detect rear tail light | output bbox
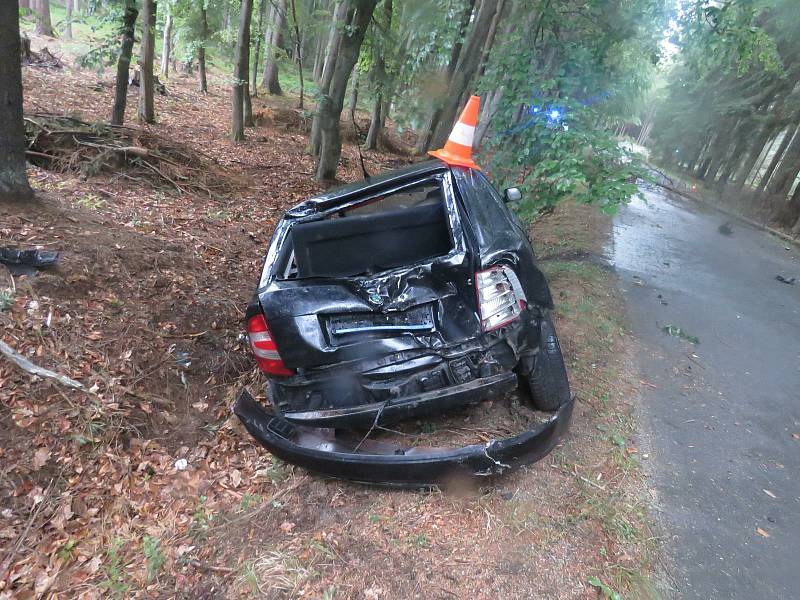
[246,314,295,376]
[476,265,527,331]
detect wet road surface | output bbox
[610,188,800,599]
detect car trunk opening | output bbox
[281,179,454,280]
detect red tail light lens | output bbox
[246,314,295,376]
[475,265,527,331]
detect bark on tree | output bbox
[160,9,173,78]
[319,0,347,92]
[768,126,800,197]
[348,68,359,122]
[477,0,505,78]
[363,0,391,151]
[198,2,209,93]
[430,0,499,150]
[474,86,503,148]
[0,0,34,201]
[289,0,304,108]
[232,0,254,141]
[244,82,254,126]
[316,0,378,180]
[251,0,267,96]
[416,0,476,153]
[735,125,774,188]
[111,0,139,125]
[364,96,381,150]
[34,0,54,37]
[760,126,799,193]
[310,0,349,155]
[64,0,73,40]
[718,121,753,185]
[262,0,287,95]
[138,0,157,124]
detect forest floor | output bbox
[1,35,662,599]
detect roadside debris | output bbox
[717,222,733,236]
[0,247,59,275]
[661,324,700,345]
[775,275,795,285]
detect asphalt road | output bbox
[610,187,800,599]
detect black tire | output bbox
[519,312,571,411]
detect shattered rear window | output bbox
[281,178,454,279]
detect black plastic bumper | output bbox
[233,388,574,487]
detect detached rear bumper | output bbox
[233,389,574,487]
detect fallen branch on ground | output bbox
[0,340,85,391]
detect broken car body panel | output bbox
[235,388,574,487]
[236,159,572,484]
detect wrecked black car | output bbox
[234,159,573,486]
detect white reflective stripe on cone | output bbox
[448,122,475,147]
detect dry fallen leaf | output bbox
[280,521,296,534]
[756,527,770,538]
[33,447,51,470]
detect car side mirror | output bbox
[503,187,522,203]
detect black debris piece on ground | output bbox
[718,222,733,236]
[775,275,796,285]
[0,248,59,275]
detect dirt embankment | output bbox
[1,35,659,599]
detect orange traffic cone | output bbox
[428,95,480,170]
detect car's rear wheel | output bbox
[518,312,571,411]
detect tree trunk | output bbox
[416,0,476,153]
[476,0,505,78]
[34,0,54,36]
[289,0,304,108]
[362,0,390,151]
[0,0,34,201]
[768,126,800,197]
[138,0,157,123]
[232,0,254,141]
[244,83,254,126]
[198,2,209,93]
[364,93,381,150]
[64,0,73,40]
[110,0,138,125]
[319,0,347,93]
[311,0,348,155]
[251,0,267,96]
[347,68,359,120]
[160,10,173,78]
[430,0,499,150]
[262,0,287,95]
[757,126,797,193]
[316,0,378,180]
[718,121,753,185]
[735,126,774,189]
[474,86,503,148]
